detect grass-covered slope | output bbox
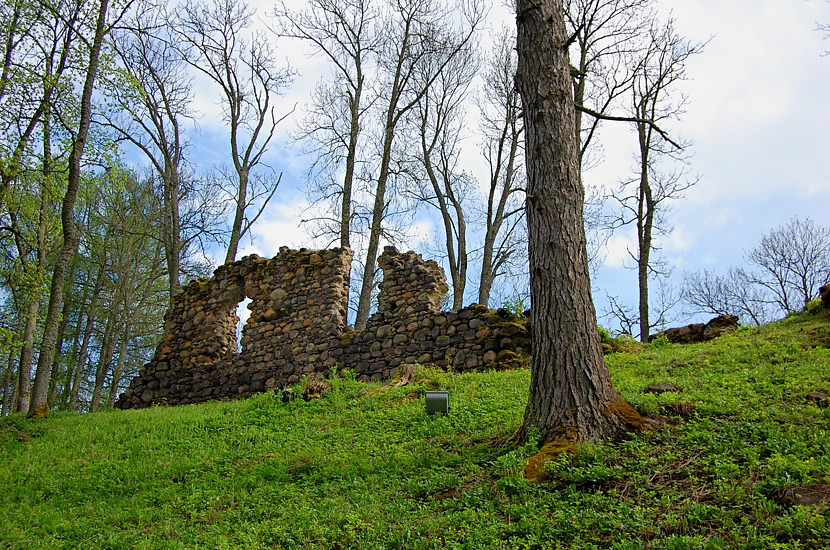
[2,308,829,549]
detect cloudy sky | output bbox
[184,0,830,328]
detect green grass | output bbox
[2,308,829,549]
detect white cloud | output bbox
[603,233,636,269]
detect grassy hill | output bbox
[2,307,829,549]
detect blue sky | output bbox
[171,0,830,329]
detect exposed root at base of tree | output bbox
[523,397,659,483]
[603,396,660,433]
[524,441,578,482]
[26,405,49,419]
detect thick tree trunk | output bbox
[516,0,646,445]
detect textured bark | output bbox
[15,299,37,413]
[2,348,14,416]
[28,0,110,418]
[516,0,645,444]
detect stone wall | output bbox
[115,246,529,409]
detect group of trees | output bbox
[683,216,830,326]
[0,0,709,417]
[0,0,293,416]
[1,0,821,452]
[276,0,524,326]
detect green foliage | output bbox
[1,312,829,548]
[500,296,527,316]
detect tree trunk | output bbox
[354,105,398,329]
[515,0,645,445]
[15,299,38,413]
[162,164,182,304]
[2,348,15,417]
[48,285,72,403]
[69,263,105,411]
[91,312,118,412]
[107,324,131,408]
[28,0,110,418]
[635,119,654,342]
[341,75,363,250]
[224,167,248,264]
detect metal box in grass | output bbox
[425,391,449,415]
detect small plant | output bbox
[501,296,527,316]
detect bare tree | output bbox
[746,216,830,314]
[352,0,483,329]
[176,0,293,264]
[565,0,652,164]
[476,27,526,307]
[609,19,702,342]
[682,267,772,326]
[275,0,380,251]
[408,37,478,310]
[515,0,646,445]
[102,2,193,304]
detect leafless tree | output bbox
[101,2,195,304]
[275,0,380,251]
[565,0,653,164]
[682,267,773,326]
[746,216,830,314]
[603,278,678,337]
[476,27,526,307]
[351,0,483,329]
[608,19,702,342]
[407,36,479,310]
[175,0,294,264]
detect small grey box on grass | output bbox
[425,391,449,415]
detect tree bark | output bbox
[2,348,14,417]
[516,0,645,445]
[636,121,653,342]
[15,299,38,413]
[28,0,110,418]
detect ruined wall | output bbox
[116,246,529,409]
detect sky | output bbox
[177,0,830,330]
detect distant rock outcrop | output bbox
[820,283,830,309]
[650,315,739,344]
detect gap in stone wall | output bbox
[235,296,252,352]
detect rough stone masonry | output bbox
[115,246,530,409]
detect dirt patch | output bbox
[778,484,830,506]
[803,327,830,349]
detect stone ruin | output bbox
[115,246,531,409]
